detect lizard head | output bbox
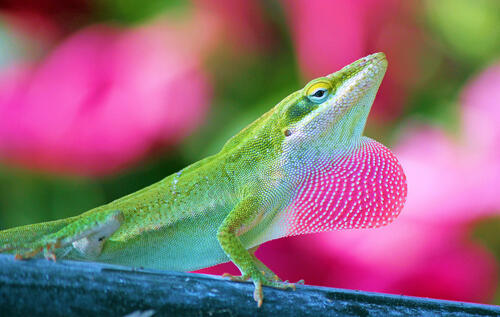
[242,53,406,245]
[279,52,387,152]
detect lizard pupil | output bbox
[313,89,325,97]
[307,87,329,103]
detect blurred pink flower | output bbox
[282,0,427,120]
[462,62,500,162]
[0,19,212,175]
[196,61,500,304]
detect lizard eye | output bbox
[306,81,331,103]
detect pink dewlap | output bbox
[286,139,407,236]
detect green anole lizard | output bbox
[0,52,407,307]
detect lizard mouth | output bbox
[335,52,387,91]
[352,52,388,77]
[360,52,387,67]
[325,53,387,112]
[328,52,386,75]
[317,52,388,143]
[358,52,387,85]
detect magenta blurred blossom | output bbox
[283,0,426,120]
[196,61,500,304]
[0,20,212,175]
[462,62,500,162]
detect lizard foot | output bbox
[222,272,250,282]
[223,271,297,307]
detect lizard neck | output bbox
[248,137,407,246]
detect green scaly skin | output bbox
[0,53,396,307]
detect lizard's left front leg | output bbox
[217,196,296,307]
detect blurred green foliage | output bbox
[92,0,188,24]
[425,0,500,66]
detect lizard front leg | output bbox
[217,197,296,307]
[7,210,123,260]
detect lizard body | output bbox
[0,52,407,306]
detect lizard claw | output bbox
[253,277,297,307]
[222,272,250,282]
[224,271,298,307]
[253,279,263,308]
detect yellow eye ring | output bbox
[306,81,331,103]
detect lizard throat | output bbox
[283,137,407,236]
